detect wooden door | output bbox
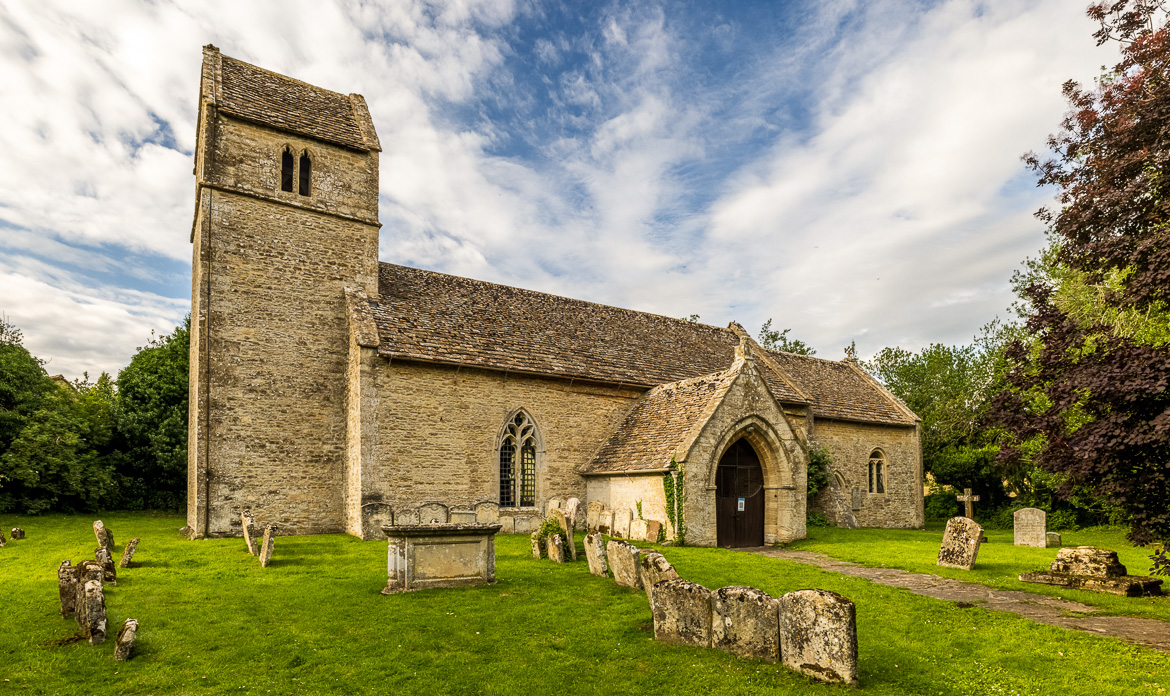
[716,438,765,548]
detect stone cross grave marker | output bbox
[957,488,980,519]
[1013,508,1046,547]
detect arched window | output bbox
[868,450,886,494]
[298,151,311,196]
[280,148,294,192]
[500,411,537,508]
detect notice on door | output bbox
[737,498,745,512]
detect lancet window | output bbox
[868,450,886,494]
[499,411,537,508]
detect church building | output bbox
[186,46,924,546]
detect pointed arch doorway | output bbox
[716,438,765,547]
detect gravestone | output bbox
[564,497,582,530]
[1020,546,1163,596]
[651,579,712,648]
[778,589,859,687]
[613,508,632,538]
[629,518,649,542]
[645,520,662,542]
[711,586,780,663]
[530,531,544,558]
[1014,508,1046,547]
[638,551,679,606]
[95,547,117,584]
[957,488,980,519]
[419,503,449,524]
[449,509,477,525]
[93,520,114,552]
[361,503,395,540]
[179,524,195,539]
[546,498,564,517]
[10,527,24,540]
[58,561,76,618]
[513,514,541,534]
[114,618,139,661]
[119,538,140,568]
[584,532,608,576]
[550,508,575,560]
[1046,532,1062,548]
[259,525,277,568]
[498,516,516,534]
[598,511,613,535]
[396,507,420,526]
[241,510,259,555]
[607,540,641,588]
[81,579,107,645]
[475,502,499,524]
[587,501,604,531]
[548,533,566,563]
[0,528,5,547]
[937,517,984,570]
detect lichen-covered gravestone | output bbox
[475,501,499,524]
[613,508,632,538]
[119,538,140,569]
[259,525,277,568]
[0,528,6,547]
[95,547,117,584]
[937,517,984,570]
[1013,508,1046,547]
[80,580,107,645]
[550,508,575,560]
[712,586,780,663]
[419,503,449,524]
[584,532,608,576]
[58,561,76,618]
[530,531,544,559]
[114,618,138,661]
[638,551,679,605]
[242,510,259,555]
[10,527,24,540]
[449,508,476,524]
[607,540,641,588]
[586,501,604,531]
[598,510,613,535]
[548,533,566,563]
[651,579,712,648]
[564,497,582,531]
[93,520,114,552]
[1020,546,1163,596]
[778,589,859,687]
[629,518,648,542]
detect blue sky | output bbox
[0,0,1118,379]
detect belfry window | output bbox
[868,450,886,494]
[499,411,537,508]
[298,151,311,196]
[280,148,294,192]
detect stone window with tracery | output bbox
[868,450,886,494]
[499,412,537,508]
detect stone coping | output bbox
[381,523,503,537]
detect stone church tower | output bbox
[187,46,382,536]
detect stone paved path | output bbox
[740,546,1170,654]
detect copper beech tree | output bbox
[991,1,1170,569]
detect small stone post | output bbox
[58,561,77,618]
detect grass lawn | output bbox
[0,512,1165,695]
[789,524,1170,622]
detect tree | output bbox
[991,1,1170,560]
[758,318,816,355]
[113,316,190,510]
[0,317,54,456]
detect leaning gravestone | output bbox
[58,561,76,618]
[259,525,277,568]
[530,531,544,559]
[651,579,712,648]
[119,538,140,568]
[584,532,608,576]
[937,517,984,570]
[548,533,566,563]
[629,518,648,542]
[10,527,24,540]
[1014,508,1046,548]
[712,586,780,663]
[778,589,859,687]
[93,520,114,552]
[550,508,576,560]
[81,580,107,645]
[114,618,138,661]
[419,503,449,524]
[639,551,679,606]
[607,540,642,588]
[586,501,604,531]
[613,508,632,538]
[242,510,259,555]
[564,497,582,531]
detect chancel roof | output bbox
[372,262,916,427]
[214,50,379,152]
